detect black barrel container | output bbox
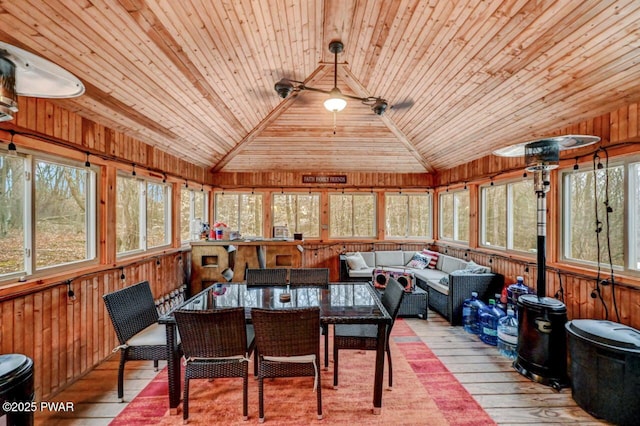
[566,319,640,426]
[0,354,35,426]
[514,294,568,388]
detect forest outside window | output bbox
[329,193,376,238]
[1,151,97,280]
[272,193,320,238]
[385,193,432,239]
[214,192,263,238]
[480,180,536,253]
[562,164,624,269]
[439,190,469,243]
[181,187,208,242]
[116,173,171,256]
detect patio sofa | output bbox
[340,250,503,325]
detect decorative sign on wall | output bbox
[302,175,347,184]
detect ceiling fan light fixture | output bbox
[324,87,346,112]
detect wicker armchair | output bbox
[103,281,173,402]
[288,268,330,368]
[246,268,287,286]
[333,277,404,389]
[174,307,255,422]
[288,268,330,286]
[251,307,322,423]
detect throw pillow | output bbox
[405,252,431,269]
[345,252,369,270]
[421,249,439,269]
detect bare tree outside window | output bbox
[440,190,469,242]
[273,193,320,238]
[0,154,25,275]
[329,193,375,238]
[385,193,431,238]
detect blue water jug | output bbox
[462,292,485,335]
[479,299,506,346]
[497,308,518,359]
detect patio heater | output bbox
[494,135,599,389]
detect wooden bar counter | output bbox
[190,240,303,294]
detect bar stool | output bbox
[0,354,35,426]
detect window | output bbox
[562,165,624,267]
[272,193,320,238]
[439,190,469,242]
[116,174,171,255]
[385,193,432,238]
[1,152,97,279]
[214,193,263,237]
[480,180,536,252]
[329,193,376,238]
[631,162,640,270]
[181,187,208,242]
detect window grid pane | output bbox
[329,193,375,238]
[481,185,506,248]
[273,193,320,238]
[35,161,89,268]
[564,166,624,267]
[116,175,141,253]
[215,193,263,237]
[0,154,25,276]
[146,182,169,248]
[509,180,537,252]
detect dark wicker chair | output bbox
[333,277,405,389]
[288,268,331,369]
[245,268,287,286]
[288,268,330,286]
[251,307,322,423]
[174,307,255,422]
[102,281,171,402]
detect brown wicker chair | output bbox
[333,277,405,389]
[245,268,287,286]
[103,281,172,402]
[251,307,322,423]
[174,307,255,422]
[288,268,330,369]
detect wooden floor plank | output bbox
[34,311,610,425]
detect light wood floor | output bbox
[33,311,610,425]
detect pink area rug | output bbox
[111,319,495,425]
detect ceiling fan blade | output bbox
[390,99,414,110]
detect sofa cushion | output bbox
[348,267,374,278]
[345,252,369,270]
[439,255,468,274]
[413,268,447,283]
[375,251,405,266]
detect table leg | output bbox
[165,323,181,414]
[372,322,386,414]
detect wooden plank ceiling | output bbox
[1,0,639,174]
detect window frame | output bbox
[438,189,469,244]
[0,149,99,282]
[180,186,209,243]
[328,192,377,239]
[560,159,629,272]
[213,191,264,238]
[479,179,537,254]
[116,172,172,258]
[384,192,432,239]
[271,192,321,239]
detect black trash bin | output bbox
[0,353,35,426]
[566,319,640,426]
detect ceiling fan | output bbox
[274,41,409,116]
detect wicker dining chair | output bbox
[245,268,287,286]
[288,268,330,286]
[174,307,255,422]
[333,277,405,389]
[251,307,322,423]
[103,281,172,402]
[288,268,331,369]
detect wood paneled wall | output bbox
[437,103,640,186]
[0,253,188,400]
[211,171,434,189]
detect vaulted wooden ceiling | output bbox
[1,1,639,174]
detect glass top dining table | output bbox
[158,282,392,415]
